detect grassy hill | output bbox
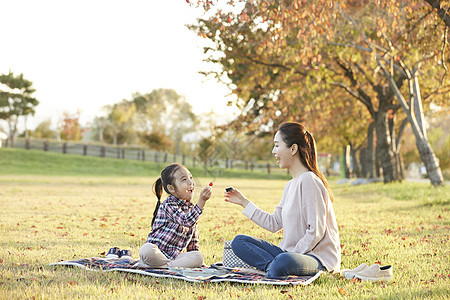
[0,148,291,180]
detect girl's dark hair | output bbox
[151,163,184,227]
[278,122,335,202]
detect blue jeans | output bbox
[231,235,325,279]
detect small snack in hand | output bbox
[209,182,213,187]
[225,187,233,192]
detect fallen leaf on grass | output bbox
[338,287,348,295]
[67,281,78,286]
[350,277,361,283]
[107,287,120,293]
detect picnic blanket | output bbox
[50,257,323,286]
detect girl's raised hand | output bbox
[224,187,249,208]
[199,185,212,202]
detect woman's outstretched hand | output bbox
[224,187,249,208]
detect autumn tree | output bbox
[107,100,136,145]
[92,115,108,143]
[189,0,376,178]
[93,89,198,152]
[329,1,448,186]
[32,119,56,139]
[189,0,448,185]
[132,89,197,154]
[140,131,172,151]
[0,71,38,146]
[59,110,83,141]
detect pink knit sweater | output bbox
[242,171,341,272]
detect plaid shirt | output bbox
[146,194,203,260]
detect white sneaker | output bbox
[105,247,120,259]
[341,263,369,279]
[354,264,393,281]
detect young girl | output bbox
[138,163,212,268]
[224,122,341,278]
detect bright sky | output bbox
[0,0,238,131]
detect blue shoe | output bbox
[106,247,120,259]
[119,249,133,259]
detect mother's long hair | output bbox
[278,122,334,202]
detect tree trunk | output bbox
[374,111,398,183]
[350,144,362,178]
[395,118,409,181]
[8,117,16,147]
[360,147,368,178]
[416,138,444,185]
[113,126,118,145]
[388,114,403,182]
[366,122,376,178]
[24,116,29,140]
[410,75,444,186]
[397,151,405,181]
[342,145,351,178]
[98,127,104,142]
[203,161,208,176]
[377,56,444,186]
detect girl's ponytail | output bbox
[150,163,183,227]
[151,178,163,227]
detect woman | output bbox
[224,122,341,278]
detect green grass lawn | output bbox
[0,148,292,180]
[0,148,449,299]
